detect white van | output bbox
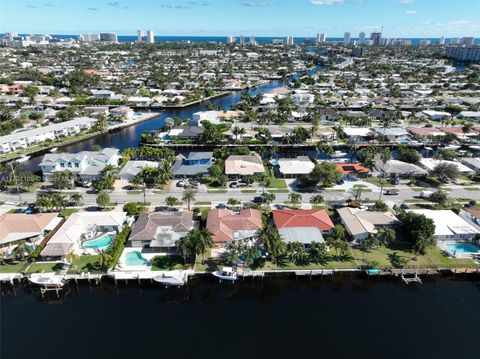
[420,190,433,199]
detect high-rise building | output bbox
[438,36,445,45]
[100,32,118,43]
[461,37,475,46]
[344,32,351,45]
[249,36,256,45]
[450,38,460,45]
[445,46,480,63]
[285,36,294,46]
[147,30,154,43]
[226,36,236,44]
[137,30,144,43]
[370,32,382,45]
[358,32,366,45]
[79,33,100,42]
[319,33,326,43]
[240,35,245,45]
[419,39,431,46]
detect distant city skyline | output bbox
[0,0,479,38]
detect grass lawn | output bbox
[25,262,64,273]
[127,190,143,195]
[463,187,480,191]
[208,189,227,193]
[268,189,290,193]
[69,255,102,273]
[0,262,27,273]
[325,189,345,192]
[411,187,427,192]
[151,255,185,271]
[60,208,78,217]
[241,189,257,193]
[267,178,287,189]
[195,201,212,205]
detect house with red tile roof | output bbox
[206,209,263,245]
[335,163,370,176]
[272,209,334,244]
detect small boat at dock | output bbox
[29,273,67,288]
[212,267,237,282]
[16,155,31,163]
[50,147,58,152]
[153,272,186,287]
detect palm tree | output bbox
[377,147,392,201]
[65,251,79,269]
[286,242,308,264]
[96,191,110,210]
[309,194,324,206]
[309,241,328,263]
[165,196,179,208]
[182,189,196,211]
[262,192,276,206]
[69,193,83,206]
[98,250,112,270]
[13,241,33,261]
[176,236,192,263]
[258,225,286,264]
[288,193,302,207]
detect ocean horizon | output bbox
[16,34,480,45]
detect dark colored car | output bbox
[385,189,399,195]
[216,203,228,209]
[252,196,266,203]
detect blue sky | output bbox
[1,0,479,37]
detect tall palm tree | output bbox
[98,250,112,270]
[13,241,33,261]
[258,225,286,264]
[377,147,392,201]
[182,189,196,211]
[165,196,179,208]
[69,193,83,206]
[176,236,192,263]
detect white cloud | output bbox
[310,0,344,5]
[405,10,416,15]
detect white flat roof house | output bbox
[41,212,129,259]
[419,158,475,174]
[276,156,315,178]
[118,160,158,181]
[39,148,120,180]
[422,110,452,120]
[0,117,97,153]
[408,209,479,241]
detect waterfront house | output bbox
[0,117,97,154]
[173,152,213,178]
[272,209,334,245]
[408,209,479,241]
[337,207,399,241]
[335,163,370,178]
[419,158,475,175]
[41,212,129,260]
[118,161,158,181]
[110,106,135,121]
[0,213,62,253]
[206,209,262,245]
[274,156,315,178]
[128,211,196,253]
[167,126,203,140]
[373,157,427,178]
[225,154,265,178]
[40,148,120,181]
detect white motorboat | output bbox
[330,150,348,158]
[16,155,31,163]
[29,273,67,288]
[50,147,58,152]
[153,272,186,287]
[212,267,237,282]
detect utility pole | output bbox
[9,162,23,205]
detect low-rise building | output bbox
[225,154,265,178]
[274,156,315,178]
[172,152,213,177]
[408,209,479,241]
[40,148,120,180]
[0,213,62,252]
[206,208,262,245]
[118,161,158,181]
[128,211,196,252]
[337,207,399,241]
[272,209,334,244]
[41,212,128,259]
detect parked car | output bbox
[216,203,229,209]
[275,204,286,210]
[252,196,266,203]
[385,189,398,195]
[229,181,248,188]
[400,203,410,210]
[177,179,189,188]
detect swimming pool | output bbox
[398,137,412,143]
[83,233,115,250]
[444,242,480,254]
[125,251,147,266]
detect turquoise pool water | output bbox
[125,251,147,266]
[398,137,412,143]
[445,243,480,254]
[83,234,115,250]
[270,160,279,166]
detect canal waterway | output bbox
[1,276,479,359]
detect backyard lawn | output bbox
[151,255,185,271]
[0,262,27,273]
[25,262,64,273]
[69,255,102,273]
